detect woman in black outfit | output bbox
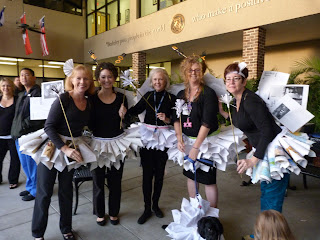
[89,62,129,226]
[0,78,20,189]
[127,68,176,224]
[173,55,219,207]
[222,62,289,213]
[32,65,95,240]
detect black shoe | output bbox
[63,232,75,240]
[19,190,30,196]
[161,224,168,230]
[96,218,106,226]
[110,218,119,225]
[137,210,152,224]
[22,193,35,201]
[152,206,164,218]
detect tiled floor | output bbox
[0,152,319,240]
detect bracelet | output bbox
[192,146,200,150]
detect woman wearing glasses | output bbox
[223,62,289,213]
[172,55,219,208]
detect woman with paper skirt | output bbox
[31,65,96,240]
[222,62,314,212]
[89,62,142,226]
[126,68,176,224]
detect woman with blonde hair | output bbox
[32,64,96,240]
[0,78,20,189]
[255,210,295,240]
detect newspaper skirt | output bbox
[127,123,177,151]
[18,129,96,172]
[165,194,224,240]
[167,125,245,172]
[90,131,143,171]
[246,127,316,183]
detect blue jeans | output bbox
[260,173,289,212]
[15,139,37,197]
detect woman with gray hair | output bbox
[127,68,176,224]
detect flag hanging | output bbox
[0,6,5,27]
[20,13,33,55]
[39,16,49,56]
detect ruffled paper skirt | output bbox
[246,127,316,183]
[90,131,143,170]
[127,123,177,151]
[18,129,96,172]
[165,194,224,240]
[167,125,245,172]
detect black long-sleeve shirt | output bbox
[127,90,176,126]
[0,96,16,136]
[174,85,219,138]
[44,92,91,149]
[232,88,281,159]
[89,92,128,138]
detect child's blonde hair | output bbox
[254,210,295,240]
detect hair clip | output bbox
[172,46,187,58]
[63,59,74,77]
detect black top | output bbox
[232,88,281,159]
[89,91,128,138]
[127,90,176,126]
[11,84,45,139]
[174,85,219,137]
[44,92,91,149]
[0,96,16,136]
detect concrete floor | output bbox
[0,152,319,240]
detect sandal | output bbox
[63,232,75,240]
[9,184,18,189]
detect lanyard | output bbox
[154,91,166,127]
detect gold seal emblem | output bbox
[171,14,185,34]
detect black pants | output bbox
[92,160,124,218]
[0,138,20,184]
[140,148,168,210]
[32,162,74,238]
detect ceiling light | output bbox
[92,66,96,70]
[0,57,24,62]
[0,61,17,65]
[38,65,61,68]
[48,61,65,65]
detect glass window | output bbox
[24,0,82,15]
[97,7,106,34]
[0,57,20,77]
[87,0,96,14]
[43,61,65,79]
[120,0,130,25]
[87,13,96,38]
[97,0,106,8]
[140,0,157,17]
[19,59,43,78]
[107,1,118,30]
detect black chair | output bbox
[73,165,108,215]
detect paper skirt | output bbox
[18,129,96,172]
[127,123,177,151]
[165,194,224,240]
[167,125,245,172]
[90,131,143,170]
[246,127,316,183]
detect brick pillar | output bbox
[242,27,266,79]
[132,52,146,83]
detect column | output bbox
[242,27,266,79]
[132,51,146,83]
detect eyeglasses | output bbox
[225,77,242,83]
[188,69,201,74]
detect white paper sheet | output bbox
[30,97,55,120]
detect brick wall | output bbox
[132,52,146,83]
[242,27,266,79]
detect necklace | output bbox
[154,90,166,132]
[184,87,198,128]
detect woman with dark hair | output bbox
[31,65,96,240]
[173,55,220,208]
[89,62,141,226]
[223,62,289,212]
[0,78,20,189]
[126,68,176,224]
